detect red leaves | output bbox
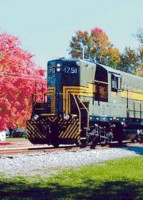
[0,33,46,130]
[91,27,105,36]
[38,69,45,76]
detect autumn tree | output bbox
[0,33,46,130]
[136,46,143,76]
[69,27,121,69]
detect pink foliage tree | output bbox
[0,33,46,130]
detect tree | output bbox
[119,47,139,73]
[0,33,46,130]
[69,27,121,69]
[136,28,143,45]
[134,46,143,76]
[117,27,143,76]
[134,28,143,76]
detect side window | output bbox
[94,82,108,102]
[111,74,121,91]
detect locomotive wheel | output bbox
[99,132,107,145]
[107,132,114,144]
[90,141,97,149]
[113,123,123,146]
[76,140,87,148]
[100,138,107,146]
[50,126,60,148]
[52,142,59,148]
[90,137,99,149]
[80,141,87,148]
[137,137,143,143]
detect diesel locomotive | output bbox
[27,58,143,147]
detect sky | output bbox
[0,0,143,69]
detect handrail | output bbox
[71,94,89,130]
[71,94,81,130]
[76,96,89,128]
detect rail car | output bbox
[27,58,143,147]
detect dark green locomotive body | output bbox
[27,58,143,147]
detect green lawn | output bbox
[6,137,27,142]
[0,156,143,200]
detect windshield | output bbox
[47,59,80,86]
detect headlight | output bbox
[63,114,70,120]
[32,114,39,120]
[56,63,61,72]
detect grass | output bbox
[0,156,143,200]
[6,137,27,142]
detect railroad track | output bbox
[0,145,87,156]
[0,142,142,156]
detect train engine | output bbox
[27,58,143,147]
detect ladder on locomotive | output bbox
[71,94,89,138]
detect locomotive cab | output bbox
[47,59,80,115]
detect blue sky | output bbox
[0,0,143,69]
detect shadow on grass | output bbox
[124,146,143,155]
[0,179,143,200]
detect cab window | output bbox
[111,74,121,91]
[94,82,108,102]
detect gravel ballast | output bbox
[0,147,142,177]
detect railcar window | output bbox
[61,61,79,86]
[94,82,108,102]
[111,74,121,91]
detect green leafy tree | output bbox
[69,27,121,69]
[134,47,143,76]
[118,28,143,76]
[134,28,143,76]
[119,47,139,73]
[136,28,143,45]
